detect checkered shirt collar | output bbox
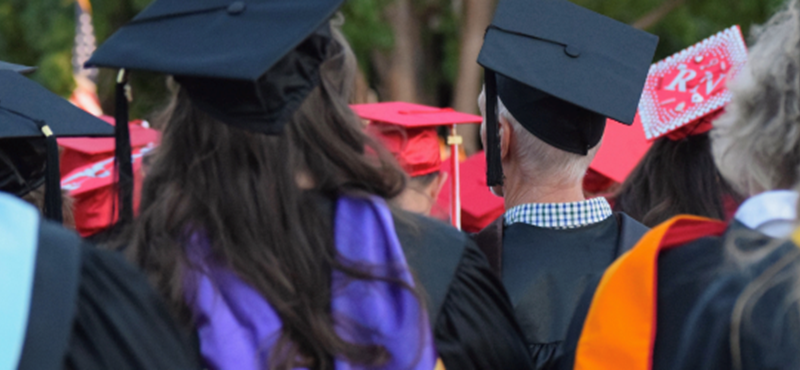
[503,197,613,229]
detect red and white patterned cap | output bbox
[638,26,748,140]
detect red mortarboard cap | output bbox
[58,116,159,177]
[367,124,442,177]
[353,102,483,229]
[352,101,482,177]
[639,26,747,140]
[588,114,652,184]
[351,102,483,128]
[437,151,505,232]
[61,145,152,237]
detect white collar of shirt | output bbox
[734,190,798,239]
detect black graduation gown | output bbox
[670,230,800,370]
[18,220,200,370]
[393,210,535,370]
[502,216,626,369]
[555,221,778,370]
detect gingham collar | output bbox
[503,197,613,230]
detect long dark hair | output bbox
[121,25,411,369]
[614,132,741,227]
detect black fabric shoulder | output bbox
[18,220,82,370]
[554,229,722,370]
[63,245,200,370]
[392,211,533,369]
[673,240,800,370]
[434,242,535,369]
[392,210,466,323]
[551,274,603,370]
[615,212,648,255]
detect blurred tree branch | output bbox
[633,0,687,30]
[451,0,495,155]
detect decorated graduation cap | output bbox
[351,102,482,230]
[478,0,659,186]
[587,26,747,187]
[86,0,344,225]
[639,26,747,140]
[367,125,441,178]
[0,70,113,222]
[62,145,153,237]
[59,116,158,176]
[437,151,505,232]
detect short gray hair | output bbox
[712,0,800,196]
[478,87,600,185]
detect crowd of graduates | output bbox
[5,0,800,369]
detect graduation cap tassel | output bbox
[114,69,134,224]
[36,121,63,223]
[485,70,504,187]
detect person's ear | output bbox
[428,172,448,202]
[479,120,487,150]
[498,115,512,161]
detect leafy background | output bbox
[0,0,786,150]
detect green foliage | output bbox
[89,0,169,120]
[576,0,786,60]
[0,0,164,119]
[417,0,461,103]
[0,0,76,96]
[0,0,789,120]
[341,0,394,79]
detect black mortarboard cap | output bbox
[0,70,113,221]
[478,0,658,186]
[0,61,36,74]
[86,0,343,224]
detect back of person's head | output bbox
[395,171,447,216]
[0,138,75,228]
[713,0,800,197]
[125,22,407,368]
[714,4,800,367]
[614,133,740,227]
[478,88,599,186]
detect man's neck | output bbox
[503,175,586,210]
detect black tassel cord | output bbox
[485,69,504,186]
[114,69,134,225]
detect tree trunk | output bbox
[451,0,495,155]
[353,66,378,104]
[379,0,422,102]
[633,0,687,30]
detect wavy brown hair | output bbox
[712,0,800,197]
[613,133,741,227]
[120,24,412,369]
[721,2,800,368]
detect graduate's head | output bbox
[478,87,600,196]
[140,22,404,206]
[475,0,658,189]
[354,101,481,217]
[365,121,448,216]
[0,138,75,228]
[394,171,448,216]
[0,64,112,225]
[712,0,800,197]
[119,16,408,369]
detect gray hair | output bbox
[478,87,600,185]
[712,0,800,196]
